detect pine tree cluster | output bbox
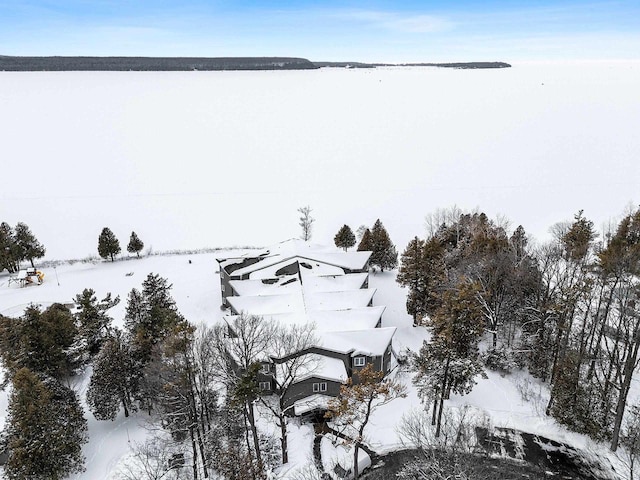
[355,219,398,271]
[0,303,92,479]
[0,221,45,273]
[98,228,145,261]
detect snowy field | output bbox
[1,62,640,262]
[0,251,632,479]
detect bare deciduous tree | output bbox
[298,206,315,242]
[258,323,318,464]
[397,406,489,480]
[325,365,406,479]
[424,205,463,240]
[209,314,278,472]
[116,436,188,480]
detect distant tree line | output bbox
[0,56,318,72]
[0,223,148,271]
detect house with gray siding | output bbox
[217,239,396,416]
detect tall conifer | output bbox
[5,368,88,479]
[14,222,45,268]
[334,224,356,251]
[127,231,144,257]
[370,219,398,272]
[357,228,372,252]
[98,227,121,262]
[397,236,427,325]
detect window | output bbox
[354,356,366,367]
[312,382,327,393]
[260,364,270,374]
[259,382,271,391]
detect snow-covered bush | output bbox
[483,346,517,373]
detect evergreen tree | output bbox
[357,228,372,252]
[370,219,398,271]
[98,227,121,262]
[4,368,88,480]
[561,210,596,262]
[0,222,20,273]
[397,237,427,325]
[124,273,187,410]
[14,222,45,268]
[127,231,144,258]
[0,304,77,380]
[412,281,486,437]
[334,224,356,251]
[87,330,136,420]
[74,288,119,358]
[420,238,448,317]
[510,225,528,262]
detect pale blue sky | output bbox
[1,1,639,61]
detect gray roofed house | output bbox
[216,239,396,415]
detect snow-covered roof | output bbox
[306,289,375,311]
[229,274,301,296]
[295,354,348,383]
[218,239,371,277]
[226,289,375,316]
[223,305,384,332]
[318,327,397,357]
[229,272,368,297]
[293,394,334,416]
[227,293,303,315]
[300,271,368,292]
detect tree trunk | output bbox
[587,278,618,380]
[279,414,288,464]
[353,443,360,480]
[247,401,264,472]
[122,397,129,417]
[431,391,438,426]
[611,331,640,451]
[435,356,450,438]
[189,426,199,480]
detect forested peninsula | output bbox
[0,55,510,71]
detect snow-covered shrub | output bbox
[259,431,281,473]
[398,406,489,456]
[514,375,551,419]
[483,346,517,373]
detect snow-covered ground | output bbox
[1,61,638,479]
[1,62,639,262]
[0,253,632,478]
[0,251,238,479]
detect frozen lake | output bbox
[1,62,639,260]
